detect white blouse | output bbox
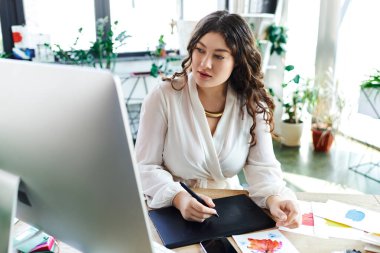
[135,73,296,209]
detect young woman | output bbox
[136,10,300,228]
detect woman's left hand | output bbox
[266,195,301,229]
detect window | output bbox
[110,0,178,53]
[285,0,320,78]
[183,0,218,21]
[23,0,96,50]
[7,0,224,55]
[336,0,380,103]
[336,0,380,147]
[110,0,220,53]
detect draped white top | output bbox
[135,73,296,209]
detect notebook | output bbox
[149,194,276,249]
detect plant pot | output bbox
[312,128,334,152]
[358,88,380,119]
[280,121,304,147]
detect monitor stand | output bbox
[0,169,20,253]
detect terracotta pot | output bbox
[312,128,334,152]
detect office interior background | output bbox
[0,0,379,195]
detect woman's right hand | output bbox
[172,191,217,222]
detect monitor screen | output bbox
[0,59,154,253]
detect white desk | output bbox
[150,189,380,253]
[14,190,380,253]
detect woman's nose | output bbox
[200,54,212,69]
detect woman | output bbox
[136,10,300,228]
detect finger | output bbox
[280,216,297,227]
[198,193,215,208]
[283,202,300,223]
[286,210,299,223]
[189,209,213,221]
[271,211,288,227]
[181,209,207,223]
[271,207,287,222]
[186,215,205,223]
[188,205,214,221]
[284,200,300,213]
[283,210,300,227]
[192,200,218,216]
[279,203,300,227]
[282,210,301,228]
[189,214,206,223]
[283,221,299,229]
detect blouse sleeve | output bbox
[135,85,183,209]
[243,112,297,208]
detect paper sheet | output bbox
[232,229,299,253]
[314,200,380,234]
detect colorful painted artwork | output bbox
[345,209,365,222]
[232,229,299,253]
[312,201,365,240]
[246,238,282,252]
[302,212,314,226]
[314,200,380,234]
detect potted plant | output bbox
[54,16,130,71]
[149,35,182,78]
[266,24,288,56]
[150,35,167,78]
[260,24,289,132]
[358,69,380,119]
[310,67,345,152]
[269,65,314,147]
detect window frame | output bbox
[1,0,227,57]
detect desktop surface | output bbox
[156,190,380,253]
[13,190,380,253]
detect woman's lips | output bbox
[198,71,212,79]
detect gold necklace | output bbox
[204,110,223,118]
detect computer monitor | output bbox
[0,59,154,253]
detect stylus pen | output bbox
[180,182,219,218]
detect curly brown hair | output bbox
[163,10,275,145]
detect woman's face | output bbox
[191,32,235,88]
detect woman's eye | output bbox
[196,47,205,53]
[214,55,225,60]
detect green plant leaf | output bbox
[266,24,288,56]
[275,47,283,55]
[293,74,300,83]
[361,69,380,90]
[53,16,130,70]
[285,65,294,71]
[279,35,287,43]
